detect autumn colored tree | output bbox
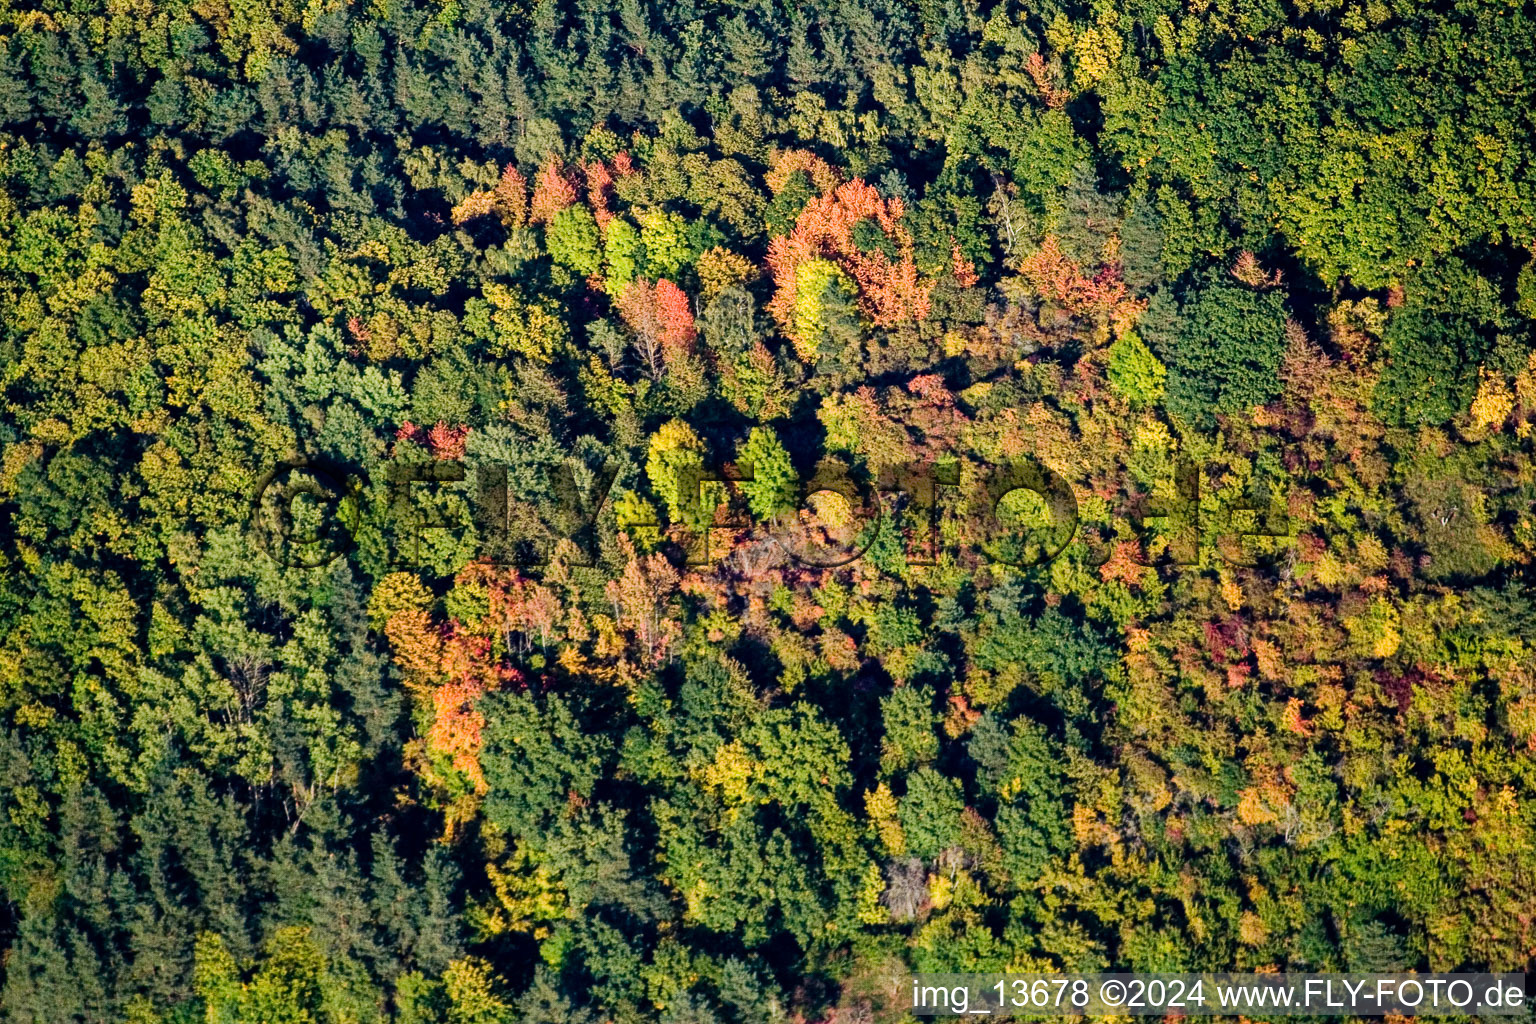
[452,163,529,228]
[766,179,932,357]
[529,156,580,225]
[605,536,683,666]
[696,246,755,298]
[1016,235,1145,342]
[645,417,709,526]
[765,148,842,197]
[584,159,616,228]
[617,277,696,377]
[379,563,532,795]
[396,421,472,460]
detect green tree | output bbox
[545,206,603,277]
[736,427,798,521]
[1373,309,1486,426]
[764,170,816,237]
[1106,331,1167,407]
[1163,277,1289,429]
[481,693,613,839]
[899,767,964,861]
[604,217,644,297]
[879,684,939,775]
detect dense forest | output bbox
[2,0,1536,1017]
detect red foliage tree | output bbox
[529,156,580,225]
[395,421,470,460]
[616,278,695,377]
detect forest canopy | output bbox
[2,0,1536,1019]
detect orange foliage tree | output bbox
[951,242,979,287]
[494,164,529,227]
[379,561,565,792]
[605,537,682,667]
[584,160,615,228]
[384,613,517,792]
[451,163,529,228]
[766,179,931,352]
[654,279,696,352]
[1016,235,1145,341]
[1025,52,1069,109]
